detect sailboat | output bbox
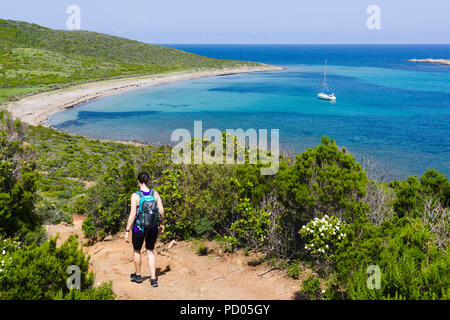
[317,60,336,101]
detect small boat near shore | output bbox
[317,60,336,101]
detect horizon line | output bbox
[157,43,450,45]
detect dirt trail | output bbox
[44,215,300,300]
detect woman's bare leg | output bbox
[147,250,156,279]
[133,250,142,275]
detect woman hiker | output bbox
[124,172,165,287]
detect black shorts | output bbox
[132,229,158,251]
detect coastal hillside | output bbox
[0,19,260,101]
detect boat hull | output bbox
[317,93,336,101]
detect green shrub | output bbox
[420,169,450,207]
[322,273,344,300]
[221,236,238,253]
[335,218,449,300]
[175,164,237,239]
[0,235,114,300]
[0,112,40,239]
[81,215,96,239]
[287,259,302,279]
[83,161,136,238]
[275,136,369,256]
[54,281,115,300]
[196,242,208,256]
[35,191,72,225]
[391,176,423,218]
[230,197,271,249]
[391,169,449,219]
[299,275,322,300]
[70,194,87,215]
[276,136,369,224]
[192,216,215,237]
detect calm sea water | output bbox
[48,45,450,180]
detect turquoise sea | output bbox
[48,45,450,180]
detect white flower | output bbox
[320,233,324,236]
[322,290,325,293]
[325,244,329,249]
[336,226,340,230]
[1,250,5,255]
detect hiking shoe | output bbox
[130,273,143,283]
[150,278,158,287]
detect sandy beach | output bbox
[6,65,282,126]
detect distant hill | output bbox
[0,19,260,101]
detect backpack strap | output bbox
[135,191,144,214]
[134,191,145,233]
[135,191,144,199]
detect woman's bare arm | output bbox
[154,191,165,224]
[126,193,139,231]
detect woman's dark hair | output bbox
[137,172,150,187]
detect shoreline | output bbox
[6,65,283,126]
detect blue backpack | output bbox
[135,190,159,233]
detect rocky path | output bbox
[45,215,300,300]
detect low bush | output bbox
[0,112,40,239]
[335,218,449,300]
[286,259,302,279]
[0,235,115,300]
[54,281,115,300]
[299,275,322,300]
[83,161,136,238]
[390,169,450,219]
[195,242,208,256]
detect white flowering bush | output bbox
[299,215,347,261]
[0,237,21,277]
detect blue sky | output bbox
[1,0,449,44]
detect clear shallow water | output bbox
[48,45,450,180]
